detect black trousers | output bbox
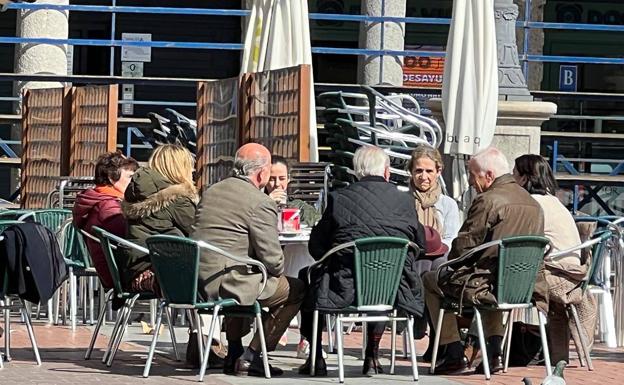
[298,268,386,358]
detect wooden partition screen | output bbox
[240,64,311,163]
[196,78,240,190]
[65,85,118,177]
[21,85,118,209]
[21,88,67,209]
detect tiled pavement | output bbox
[1,315,623,385]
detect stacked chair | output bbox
[318,86,443,189]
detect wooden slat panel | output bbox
[196,78,239,190]
[21,88,65,209]
[69,85,118,177]
[240,64,311,162]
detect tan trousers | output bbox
[422,271,505,345]
[225,275,305,352]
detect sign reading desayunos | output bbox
[403,46,445,88]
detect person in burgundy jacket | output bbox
[72,152,139,289]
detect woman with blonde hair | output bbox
[407,145,460,275]
[121,144,198,293]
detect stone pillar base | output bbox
[427,98,557,167]
[427,98,557,202]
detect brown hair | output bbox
[407,144,444,173]
[94,152,139,186]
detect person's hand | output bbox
[269,188,287,205]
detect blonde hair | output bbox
[407,144,444,172]
[148,144,196,192]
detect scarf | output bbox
[94,185,124,199]
[411,182,443,235]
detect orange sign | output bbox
[403,55,445,88]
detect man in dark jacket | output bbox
[300,145,426,376]
[424,146,545,375]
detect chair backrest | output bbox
[586,230,613,290]
[19,208,72,234]
[146,235,200,305]
[0,210,33,221]
[496,236,551,305]
[353,237,412,309]
[59,219,93,268]
[92,226,126,294]
[0,220,23,233]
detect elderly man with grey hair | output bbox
[423,146,544,375]
[298,145,427,376]
[193,143,305,377]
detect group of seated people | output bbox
[72,141,595,377]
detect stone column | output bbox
[12,0,69,199]
[357,0,406,86]
[495,0,532,100]
[13,0,69,94]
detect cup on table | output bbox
[279,208,300,233]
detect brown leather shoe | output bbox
[475,354,503,374]
[234,357,284,377]
[432,356,469,375]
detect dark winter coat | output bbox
[72,188,127,289]
[121,168,198,287]
[308,176,426,317]
[0,222,67,303]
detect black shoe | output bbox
[474,354,503,374]
[234,356,284,377]
[298,356,328,376]
[362,357,384,375]
[223,345,244,375]
[432,356,469,375]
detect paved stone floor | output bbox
[1,311,622,385]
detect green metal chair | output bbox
[546,229,613,371]
[144,235,272,380]
[89,226,179,368]
[307,236,420,383]
[57,219,99,330]
[0,220,41,367]
[430,236,551,380]
[18,208,71,233]
[0,209,32,221]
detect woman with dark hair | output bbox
[72,152,139,289]
[513,154,596,364]
[513,154,581,262]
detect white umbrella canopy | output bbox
[241,0,318,161]
[441,0,499,205]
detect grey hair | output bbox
[470,146,510,178]
[353,146,390,179]
[232,150,270,177]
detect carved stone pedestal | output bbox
[427,98,557,170]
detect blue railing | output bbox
[3,2,624,71]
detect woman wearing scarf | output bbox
[72,152,139,289]
[408,145,460,275]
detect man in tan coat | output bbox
[424,146,544,375]
[193,143,304,377]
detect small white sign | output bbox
[121,33,152,62]
[121,62,144,77]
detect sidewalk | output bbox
[1,315,622,385]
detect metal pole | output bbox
[379,0,385,84]
[522,0,532,80]
[109,0,116,76]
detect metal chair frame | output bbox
[429,237,552,380]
